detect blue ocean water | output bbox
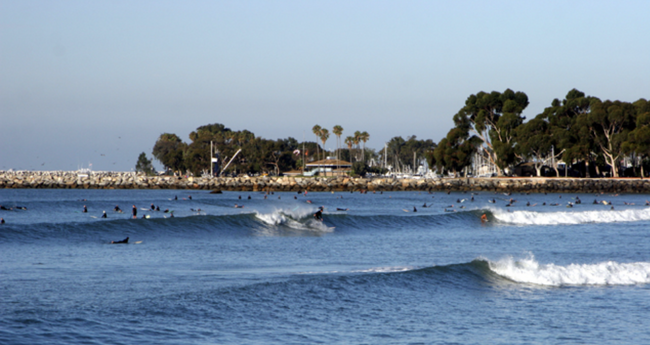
[2,189,650,344]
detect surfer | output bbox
[413,206,417,212]
[336,208,348,211]
[1,218,4,224]
[83,205,88,213]
[132,205,137,219]
[314,207,324,221]
[114,205,122,212]
[234,204,244,208]
[101,211,107,218]
[164,209,170,213]
[150,203,155,211]
[0,205,11,211]
[111,237,129,244]
[422,203,428,208]
[481,214,488,222]
[15,206,27,210]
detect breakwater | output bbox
[2,171,650,193]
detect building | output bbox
[304,157,352,176]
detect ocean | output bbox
[1,188,650,344]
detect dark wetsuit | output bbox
[132,206,137,218]
[112,237,129,244]
[314,210,323,221]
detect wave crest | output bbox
[486,254,650,286]
[493,208,650,225]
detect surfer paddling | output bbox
[111,237,129,244]
[481,214,488,222]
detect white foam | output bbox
[254,207,334,232]
[487,254,650,286]
[493,207,650,225]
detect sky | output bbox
[1,0,649,172]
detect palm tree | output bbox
[319,128,330,162]
[345,136,355,163]
[353,131,361,162]
[312,125,321,163]
[359,131,369,162]
[333,125,343,169]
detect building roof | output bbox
[305,158,352,167]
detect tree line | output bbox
[146,88,648,178]
[433,88,649,178]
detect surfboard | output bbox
[402,209,409,212]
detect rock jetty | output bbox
[2,171,650,194]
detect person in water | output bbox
[481,214,488,222]
[1,218,4,224]
[313,207,323,221]
[83,205,88,213]
[101,211,107,218]
[413,206,417,212]
[111,237,129,244]
[132,205,137,219]
[151,203,155,211]
[114,205,122,212]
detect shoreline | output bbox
[2,171,650,193]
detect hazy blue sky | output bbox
[1,0,648,171]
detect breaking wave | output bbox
[493,207,650,225]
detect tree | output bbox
[312,125,322,162]
[135,152,156,175]
[624,99,650,177]
[453,89,529,175]
[152,133,187,173]
[359,131,369,162]
[515,114,553,176]
[319,128,330,162]
[545,89,595,177]
[344,136,355,163]
[353,131,362,162]
[433,116,480,177]
[333,125,343,165]
[579,99,636,177]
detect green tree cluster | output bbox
[135,152,156,175]
[439,88,649,178]
[152,123,317,176]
